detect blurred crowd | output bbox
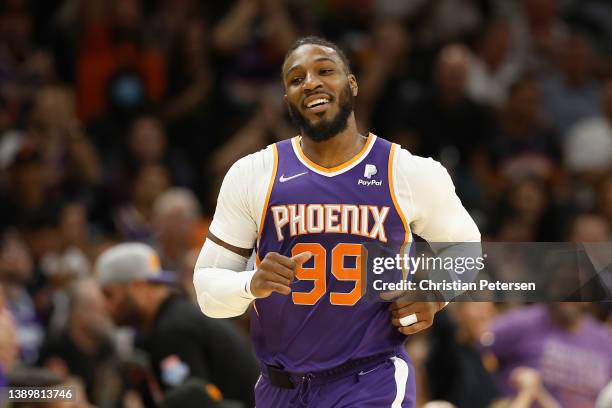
[0,0,612,407]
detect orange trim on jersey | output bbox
[292,133,374,174]
[257,144,279,248]
[388,143,411,247]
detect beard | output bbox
[287,83,354,142]
[114,292,143,327]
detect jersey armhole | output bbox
[255,143,279,260]
[388,143,411,247]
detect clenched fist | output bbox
[250,251,312,298]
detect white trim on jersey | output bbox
[291,134,377,177]
[391,356,409,408]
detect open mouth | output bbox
[304,94,332,114]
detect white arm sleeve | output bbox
[194,147,274,318]
[208,146,274,249]
[393,148,481,242]
[193,239,256,318]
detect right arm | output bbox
[193,148,310,318]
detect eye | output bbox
[320,68,334,75]
[290,76,303,85]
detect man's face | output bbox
[282,44,357,142]
[101,283,142,327]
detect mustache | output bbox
[287,84,354,142]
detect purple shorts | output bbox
[254,348,416,408]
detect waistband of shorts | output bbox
[261,347,401,388]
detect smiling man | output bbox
[193,36,480,407]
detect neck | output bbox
[300,115,365,168]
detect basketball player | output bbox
[193,37,480,407]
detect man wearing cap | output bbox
[95,242,259,407]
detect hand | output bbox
[510,367,542,394]
[389,300,444,335]
[250,251,312,298]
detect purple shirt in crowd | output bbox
[483,304,612,408]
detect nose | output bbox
[302,71,323,92]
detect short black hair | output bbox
[283,36,352,74]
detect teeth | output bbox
[307,98,329,108]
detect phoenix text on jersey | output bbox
[270,204,390,242]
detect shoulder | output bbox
[392,146,450,185]
[225,144,276,182]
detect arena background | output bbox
[0,0,611,407]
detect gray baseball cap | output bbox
[95,242,176,287]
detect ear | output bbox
[348,74,358,97]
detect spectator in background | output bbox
[211,0,297,110]
[114,163,171,241]
[95,243,259,407]
[38,202,94,335]
[151,187,207,279]
[490,177,562,241]
[426,303,500,408]
[56,202,95,264]
[76,0,165,123]
[0,285,19,386]
[105,114,194,204]
[354,19,413,134]
[0,141,58,231]
[467,19,522,108]
[164,16,222,163]
[540,33,601,136]
[509,0,568,73]
[0,1,54,129]
[38,279,118,406]
[26,84,101,196]
[407,44,494,172]
[482,303,612,407]
[564,76,612,176]
[378,0,485,49]
[0,232,43,364]
[489,75,561,184]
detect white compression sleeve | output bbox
[193,239,257,318]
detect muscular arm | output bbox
[193,152,262,318]
[193,236,256,318]
[194,146,299,318]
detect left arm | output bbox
[390,149,481,335]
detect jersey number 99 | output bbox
[291,243,363,306]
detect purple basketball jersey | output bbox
[252,134,410,372]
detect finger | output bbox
[291,251,312,266]
[389,303,420,317]
[263,262,296,281]
[266,281,291,296]
[398,321,432,335]
[261,271,292,286]
[266,252,296,269]
[389,300,418,313]
[391,312,422,327]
